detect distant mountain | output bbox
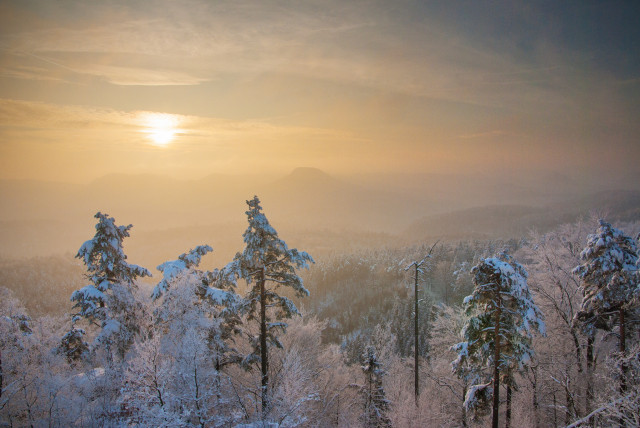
[2,170,640,259]
[262,167,428,231]
[403,190,640,241]
[403,205,545,240]
[0,179,81,221]
[554,190,640,222]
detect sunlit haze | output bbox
[0,0,639,262]
[1,0,638,185]
[1,4,639,425]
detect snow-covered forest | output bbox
[2,197,640,427]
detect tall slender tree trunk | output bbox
[462,385,468,427]
[585,333,595,419]
[619,308,626,428]
[506,385,512,428]
[565,382,573,426]
[260,267,269,416]
[492,301,502,428]
[532,366,539,428]
[367,368,374,426]
[414,264,420,405]
[571,327,584,373]
[619,309,626,395]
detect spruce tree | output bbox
[572,219,639,395]
[225,196,313,415]
[152,245,241,370]
[359,346,391,428]
[67,212,151,360]
[452,251,545,428]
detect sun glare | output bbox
[140,112,181,146]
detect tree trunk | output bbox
[492,300,502,428]
[532,366,540,428]
[414,264,420,405]
[619,309,626,428]
[585,332,595,419]
[0,349,3,400]
[462,384,468,427]
[619,309,626,395]
[571,327,584,373]
[565,383,573,426]
[367,368,374,426]
[260,267,269,416]
[506,385,512,428]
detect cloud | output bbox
[0,98,351,146]
[457,130,510,140]
[0,0,552,100]
[1,0,638,182]
[0,97,367,181]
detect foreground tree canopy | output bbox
[452,251,545,428]
[65,212,152,361]
[1,213,639,427]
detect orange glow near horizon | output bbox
[0,1,637,187]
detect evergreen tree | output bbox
[224,196,314,416]
[67,212,151,360]
[152,245,241,370]
[452,251,545,428]
[572,219,639,395]
[151,244,214,301]
[358,346,391,428]
[59,327,89,362]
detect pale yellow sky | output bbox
[0,0,638,184]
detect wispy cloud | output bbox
[0,97,366,181]
[0,0,575,106]
[457,130,511,140]
[0,0,638,182]
[0,98,353,147]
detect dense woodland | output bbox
[1,198,640,427]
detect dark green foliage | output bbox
[224,196,313,414]
[573,219,638,323]
[68,212,151,360]
[59,327,88,362]
[452,252,545,426]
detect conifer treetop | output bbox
[453,252,545,385]
[572,219,639,315]
[72,212,150,325]
[152,245,213,300]
[76,212,151,291]
[228,196,314,297]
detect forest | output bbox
[1,197,639,428]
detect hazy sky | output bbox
[0,0,638,183]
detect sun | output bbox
[140,112,181,146]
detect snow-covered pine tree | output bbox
[67,212,151,360]
[358,345,391,428]
[224,196,314,416]
[59,327,89,362]
[572,219,639,395]
[452,251,545,428]
[152,245,241,370]
[151,244,214,301]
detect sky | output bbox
[0,0,638,184]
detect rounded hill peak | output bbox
[287,167,332,180]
